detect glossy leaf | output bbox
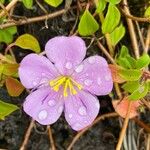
[129,82,149,101]
[102,4,120,34]
[78,9,99,36]
[112,97,140,119]
[122,81,140,93]
[15,34,41,53]
[135,54,150,69]
[22,0,33,9]
[119,68,142,81]
[44,0,63,7]
[96,0,107,13]
[110,24,125,46]
[5,77,25,97]
[0,100,18,120]
[0,26,17,44]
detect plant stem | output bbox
[116,101,132,150]
[0,0,18,18]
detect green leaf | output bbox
[106,0,121,4]
[0,0,5,4]
[110,24,125,46]
[0,100,18,120]
[5,77,25,97]
[96,0,107,13]
[135,54,150,69]
[44,0,63,7]
[2,63,19,76]
[0,26,17,44]
[102,4,120,34]
[15,34,41,53]
[122,81,140,93]
[5,26,17,35]
[78,9,99,36]
[119,45,129,57]
[144,6,150,17]
[128,82,149,101]
[116,57,133,69]
[119,68,142,81]
[126,56,137,69]
[22,0,33,9]
[0,29,13,44]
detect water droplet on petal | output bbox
[73,123,82,129]
[78,106,87,116]
[65,62,72,69]
[84,79,93,86]
[88,57,95,64]
[58,106,63,113]
[38,110,48,120]
[75,65,84,73]
[33,81,38,86]
[97,77,102,85]
[105,74,111,81]
[48,99,56,106]
[68,114,73,118]
[42,73,46,76]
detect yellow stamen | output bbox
[49,76,82,97]
[68,79,77,95]
[71,78,83,90]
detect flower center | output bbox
[49,76,82,97]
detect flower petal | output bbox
[23,87,64,125]
[72,56,113,95]
[19,54,59,89]
[45,36,86,75]
[64,90,100,131]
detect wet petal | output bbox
[64,90,100,131]
[19,54,59,89]
[23,87,64,125]
[73,56,113,95]
[45,36,86,75]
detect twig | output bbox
[116,101,132,150]
[133,118,150,133]
[0,0,18,18]
[20,119,35,150]
[122,0,139,59]
[0,53,15,64]
[67,112,118,150]
[0,4,86,29]
[97,40,116,64]
[47,126,56,150]
[135,21,146,52]
[145,26,150,53]
[120,7,150,22]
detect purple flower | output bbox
[19,36,113,131]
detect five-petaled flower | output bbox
[19,36,113,131]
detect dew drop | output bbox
[68,114,73,118]
[33,81,38,86]
[97,77,102,85]
[38,110,48,120]
[105,75,111,81]
[84,79,93,86]
[78,106,87,116]
[138,86,144,93]
[48,99,56,107]
[58,106,63,113]
[65,62,72,69]
[88,57,95,64]
[75,64,84,73]
[42,72,46,76]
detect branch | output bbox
[0,0,18,18]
